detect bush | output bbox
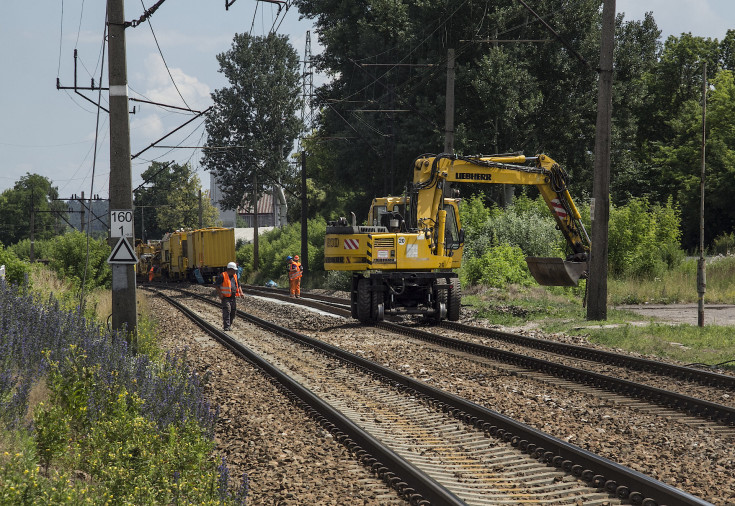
[608,196,683,278]
[460,243,536,288]
[323,270,352,291]
[237,217,327,284]
[0,245,29,285]
[0,281,246,504]
[460,196,566,260]
[712,232,735,256]
[8,238,54,262]
[47,231,111,290]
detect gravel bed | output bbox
[147,292,407,505]
[423,325,735,408]
[232,292,735,505]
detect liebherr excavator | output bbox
[324,153,590,323]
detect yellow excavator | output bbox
[324,153,590,323]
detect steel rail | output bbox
[152,288,463,506]
[241,286,735,425]
[245,285,735,389]
[377,321,735,427]
[440,321,735,389]
[175,287,711,506]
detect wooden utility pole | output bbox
[698,62,707,327]
[444,49,455,154]
[108,0,137,335]
[586,0,615,321]
[253,172,259,270]
[301,151,308,272]
[80,191,86,234]
[30,187,35,263]
[198,189,203,229]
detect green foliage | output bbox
[608,197,683,278]
[712,232,735,256]
[237,218,326,284]
[134,162,220,240]
[0,174,68,246]
[458,195,490,234]
[462,196,565,260]
[8,238,54,262]
[0,245,29,285]
[203,32,303,212]
[294,1,662,212]
[46,231,111,290]
[323,270,352,291]
[644,41,735,249]
[461,244,535,288]
[157,174,220,234]
[22,344,247,505]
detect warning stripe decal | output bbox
[344,239,360,250]
[551,198,568,219]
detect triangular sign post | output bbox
[107,237,139,264]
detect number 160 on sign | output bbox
[110,210,134,238]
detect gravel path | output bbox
[149,292,407,505]
[149,288,735,505]
[615,303,735,326]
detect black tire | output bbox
[434,279,448,322]
[356,278,373,323]
[372,284,384,321]
[447,277,461,321]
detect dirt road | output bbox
[615,303,735,326]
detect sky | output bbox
[1,1,733,198]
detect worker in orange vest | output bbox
[287,255,303,298]
[215,261,243,331]
[148,265,155,282]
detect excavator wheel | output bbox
[356,278,373,324]
[435,279,449,322]
[447,278,461,321]
[372,285,384,321]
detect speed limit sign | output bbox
[110,209,134,238]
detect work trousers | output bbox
[289,278,301,297]
[221,296,237,328]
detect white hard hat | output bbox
[227,262,237,270]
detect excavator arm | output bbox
[412,153,590,286]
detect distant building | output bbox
[209,173,238,228]
[210,173,287,229]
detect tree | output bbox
[638,33,720,151]
[0,174,67,246]
[156,173,220,232]
[293,0,660,215]
[202,32,303,212]
[653,70,735,249]
[133,162,219,239]
[134,161,190,240]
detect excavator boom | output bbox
[324,152,590,323]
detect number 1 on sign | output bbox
[110,209,134,238]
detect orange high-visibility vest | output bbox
[220,271,242,297]
[288,261,302,280]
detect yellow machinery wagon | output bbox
[161,227,235,283]
[189,227,236,283]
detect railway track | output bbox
[150,286,712,505]
[242,285,735,432]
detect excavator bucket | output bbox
[525,257,588,287]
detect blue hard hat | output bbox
[286,255,293,261]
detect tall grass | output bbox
[608,255,735,304]
[0,267,247,504]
